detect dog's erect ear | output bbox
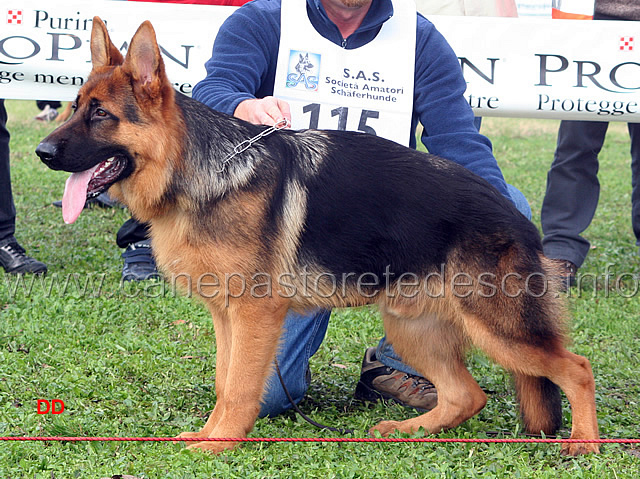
[122,20,165,88]
[90,17,124,69]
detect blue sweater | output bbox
[192,0,511,200]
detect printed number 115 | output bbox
[302,103,379,135]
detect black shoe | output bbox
[0,240,47,275]
[121,240,160,281]
[354,347,437,412]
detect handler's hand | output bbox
[234,96,292,127]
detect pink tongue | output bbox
[62,164,99,224]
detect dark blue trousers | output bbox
[0,100,16,244]
[541,120,640,267]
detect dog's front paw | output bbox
[369,420,401,437]
[185,440,240,454]
[177,431,206,439]
[174,430,208,445]
[561,442,600,456]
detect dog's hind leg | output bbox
[463,315,599,455]
[370,308,487,437]
[507,348,599,456]
[549,351,600,456]
[183,298,290,453]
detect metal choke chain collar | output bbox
[217,118,290,172]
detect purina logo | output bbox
[285,50,320,91]
[7,9,23,25]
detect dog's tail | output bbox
[514,373,562,435]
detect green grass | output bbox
[1,100,639,478]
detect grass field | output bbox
[1,100,639,478]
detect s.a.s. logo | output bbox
[286,50,320,90]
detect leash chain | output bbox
[217,118,290,173]
[274,359,354,435]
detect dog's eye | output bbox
[71,102,78,111]
[91,108,110,121]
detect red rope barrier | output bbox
[0,436,638,444]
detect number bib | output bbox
[273,0,416,146]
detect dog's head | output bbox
[36,17,180,224]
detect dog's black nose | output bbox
[36,142,58,163]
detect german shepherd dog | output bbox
[36,18,599,455]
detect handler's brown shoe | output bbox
[354,347,437,412]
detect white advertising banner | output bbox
[0,1,233,100]
[433,15,640,122]
[1,1,639,121]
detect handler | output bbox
[0,100,48,275]
[192,0,531,418]
[540,0,640,288]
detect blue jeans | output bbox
[259,184,531,417]
[260,309,330,417]
[508,184,532,222]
